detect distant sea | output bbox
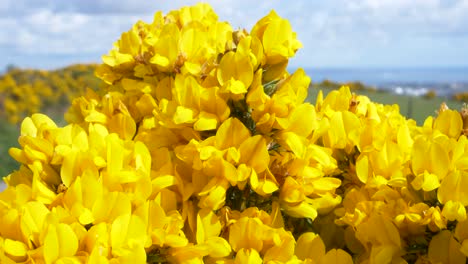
[301,67,468,98]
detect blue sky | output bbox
[1,0,468,70]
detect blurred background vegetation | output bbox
[0,65,466,177]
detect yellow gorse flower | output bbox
[1,3,468,263]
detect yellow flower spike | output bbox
[428,230,466,264]
[234,248,263,264]
[43,223,79,264]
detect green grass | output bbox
[0,119,20,178]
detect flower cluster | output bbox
[1,3,468,263]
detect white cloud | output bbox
[1,0,468,69]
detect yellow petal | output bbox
[111,214,146,256]
[279,131,307,158]
[229,217,264,252]
[295,232,325,261]
[320,249,353,264]
[215,118,251,149]
[4,239,28,262]
[173,106,196,125]
[44,224,79,264]
[235,248,262,264]
[411,171,440,192]
[434,109,463,139]
[442,200,467,222]
[194,111,218,131]
[356,154,370,184]
[428,230,465,264]
[196,209,222,244]
[203,237,231,258]
[439,171,468,206]
[239,135,270,173]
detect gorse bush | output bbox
[0,64,100,124]
[1,3,468,263]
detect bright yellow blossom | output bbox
[2,3,468,264]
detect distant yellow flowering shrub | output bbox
[1,3,468,263]
[0,64,99,124]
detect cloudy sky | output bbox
[1,0,468,70]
